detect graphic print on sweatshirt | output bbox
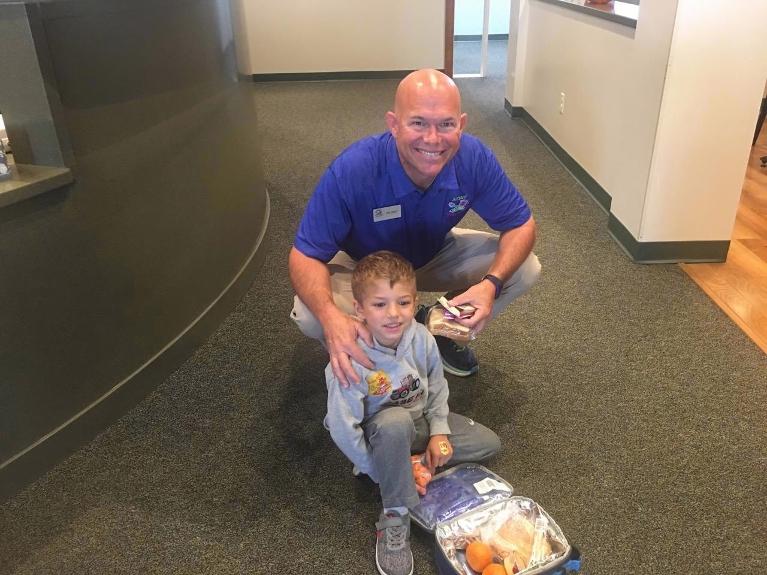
[390,373,423,406]
[366,370,392,396]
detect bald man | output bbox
[289,69,540,386]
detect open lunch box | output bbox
[410,464,582,575]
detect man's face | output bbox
[386,85,467,190]
[354,278,417,349]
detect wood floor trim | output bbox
[682,259,767,353]
[679,128,767,354]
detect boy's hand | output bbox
[424,435,453,474]
[410,455,432,496]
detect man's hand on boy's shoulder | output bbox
[425,434,453,474]
[322,309,374,387]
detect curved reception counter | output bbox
[0,0,269,500]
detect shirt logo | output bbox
[373,205,402,222]
[448,195,469,214]
[366,370,392,395]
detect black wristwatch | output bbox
[482,274,503,300]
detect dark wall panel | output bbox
[0,0,268,499]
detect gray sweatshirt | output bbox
[324,320,450,483]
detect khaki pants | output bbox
[291,228,541,341]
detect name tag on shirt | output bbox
[373,205,401,222]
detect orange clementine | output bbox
[482,564,508,575]
[465,541,493,572]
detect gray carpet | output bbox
[2,41,766,575]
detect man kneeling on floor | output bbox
[323,251,501,575]
[289,68,540,385]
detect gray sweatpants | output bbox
[363,408,502,509]
[291,228,542,340]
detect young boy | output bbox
[323,251,501,575]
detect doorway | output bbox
[680,83,767,353]
[445,0,511,79]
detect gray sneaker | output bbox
[375,510,413,575]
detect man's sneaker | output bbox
[435,335,479,377]
[375,510,413,575]
[414,304,431,326]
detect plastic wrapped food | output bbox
[436,498,570,575]
[425,298,477,343]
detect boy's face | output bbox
[354,278,417,349]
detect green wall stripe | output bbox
[250,70,416,83]
[454,34,509,41]
[506,99,611,212]
[607,214,729,263]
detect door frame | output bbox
[444,0,455,77]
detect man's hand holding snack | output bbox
[447,279,497,335]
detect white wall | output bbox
[231,0,445,75]
[507,0,679,237]
[455,0,512,36]
[0,113,6,148]
[507,0,767,244]
[641,0,767,241]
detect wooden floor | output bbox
[681,127,767,353]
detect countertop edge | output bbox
[0,164,74,208]
[535,0,638,29]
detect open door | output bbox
[445,0,492,79]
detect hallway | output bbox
[1,45,765,575]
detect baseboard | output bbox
[250,70,418,83]
[505,100,731,263]
[454,33,509,41]
[607,213,729,263]
[506,99,611,212]
[506,101,525,119]
[0,191,271,502]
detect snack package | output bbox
[411,454,433,488]
[435,497,570,575]
[410,464,513,532]
[425,297,477,343]
[483,512,553,570]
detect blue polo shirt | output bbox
[294,132,531,269]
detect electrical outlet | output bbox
[559,92,566,114]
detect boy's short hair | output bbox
[352,251,416,302]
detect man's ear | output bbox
[353,299,364,317]
[458,112,468,132]
[385,111,398,135]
